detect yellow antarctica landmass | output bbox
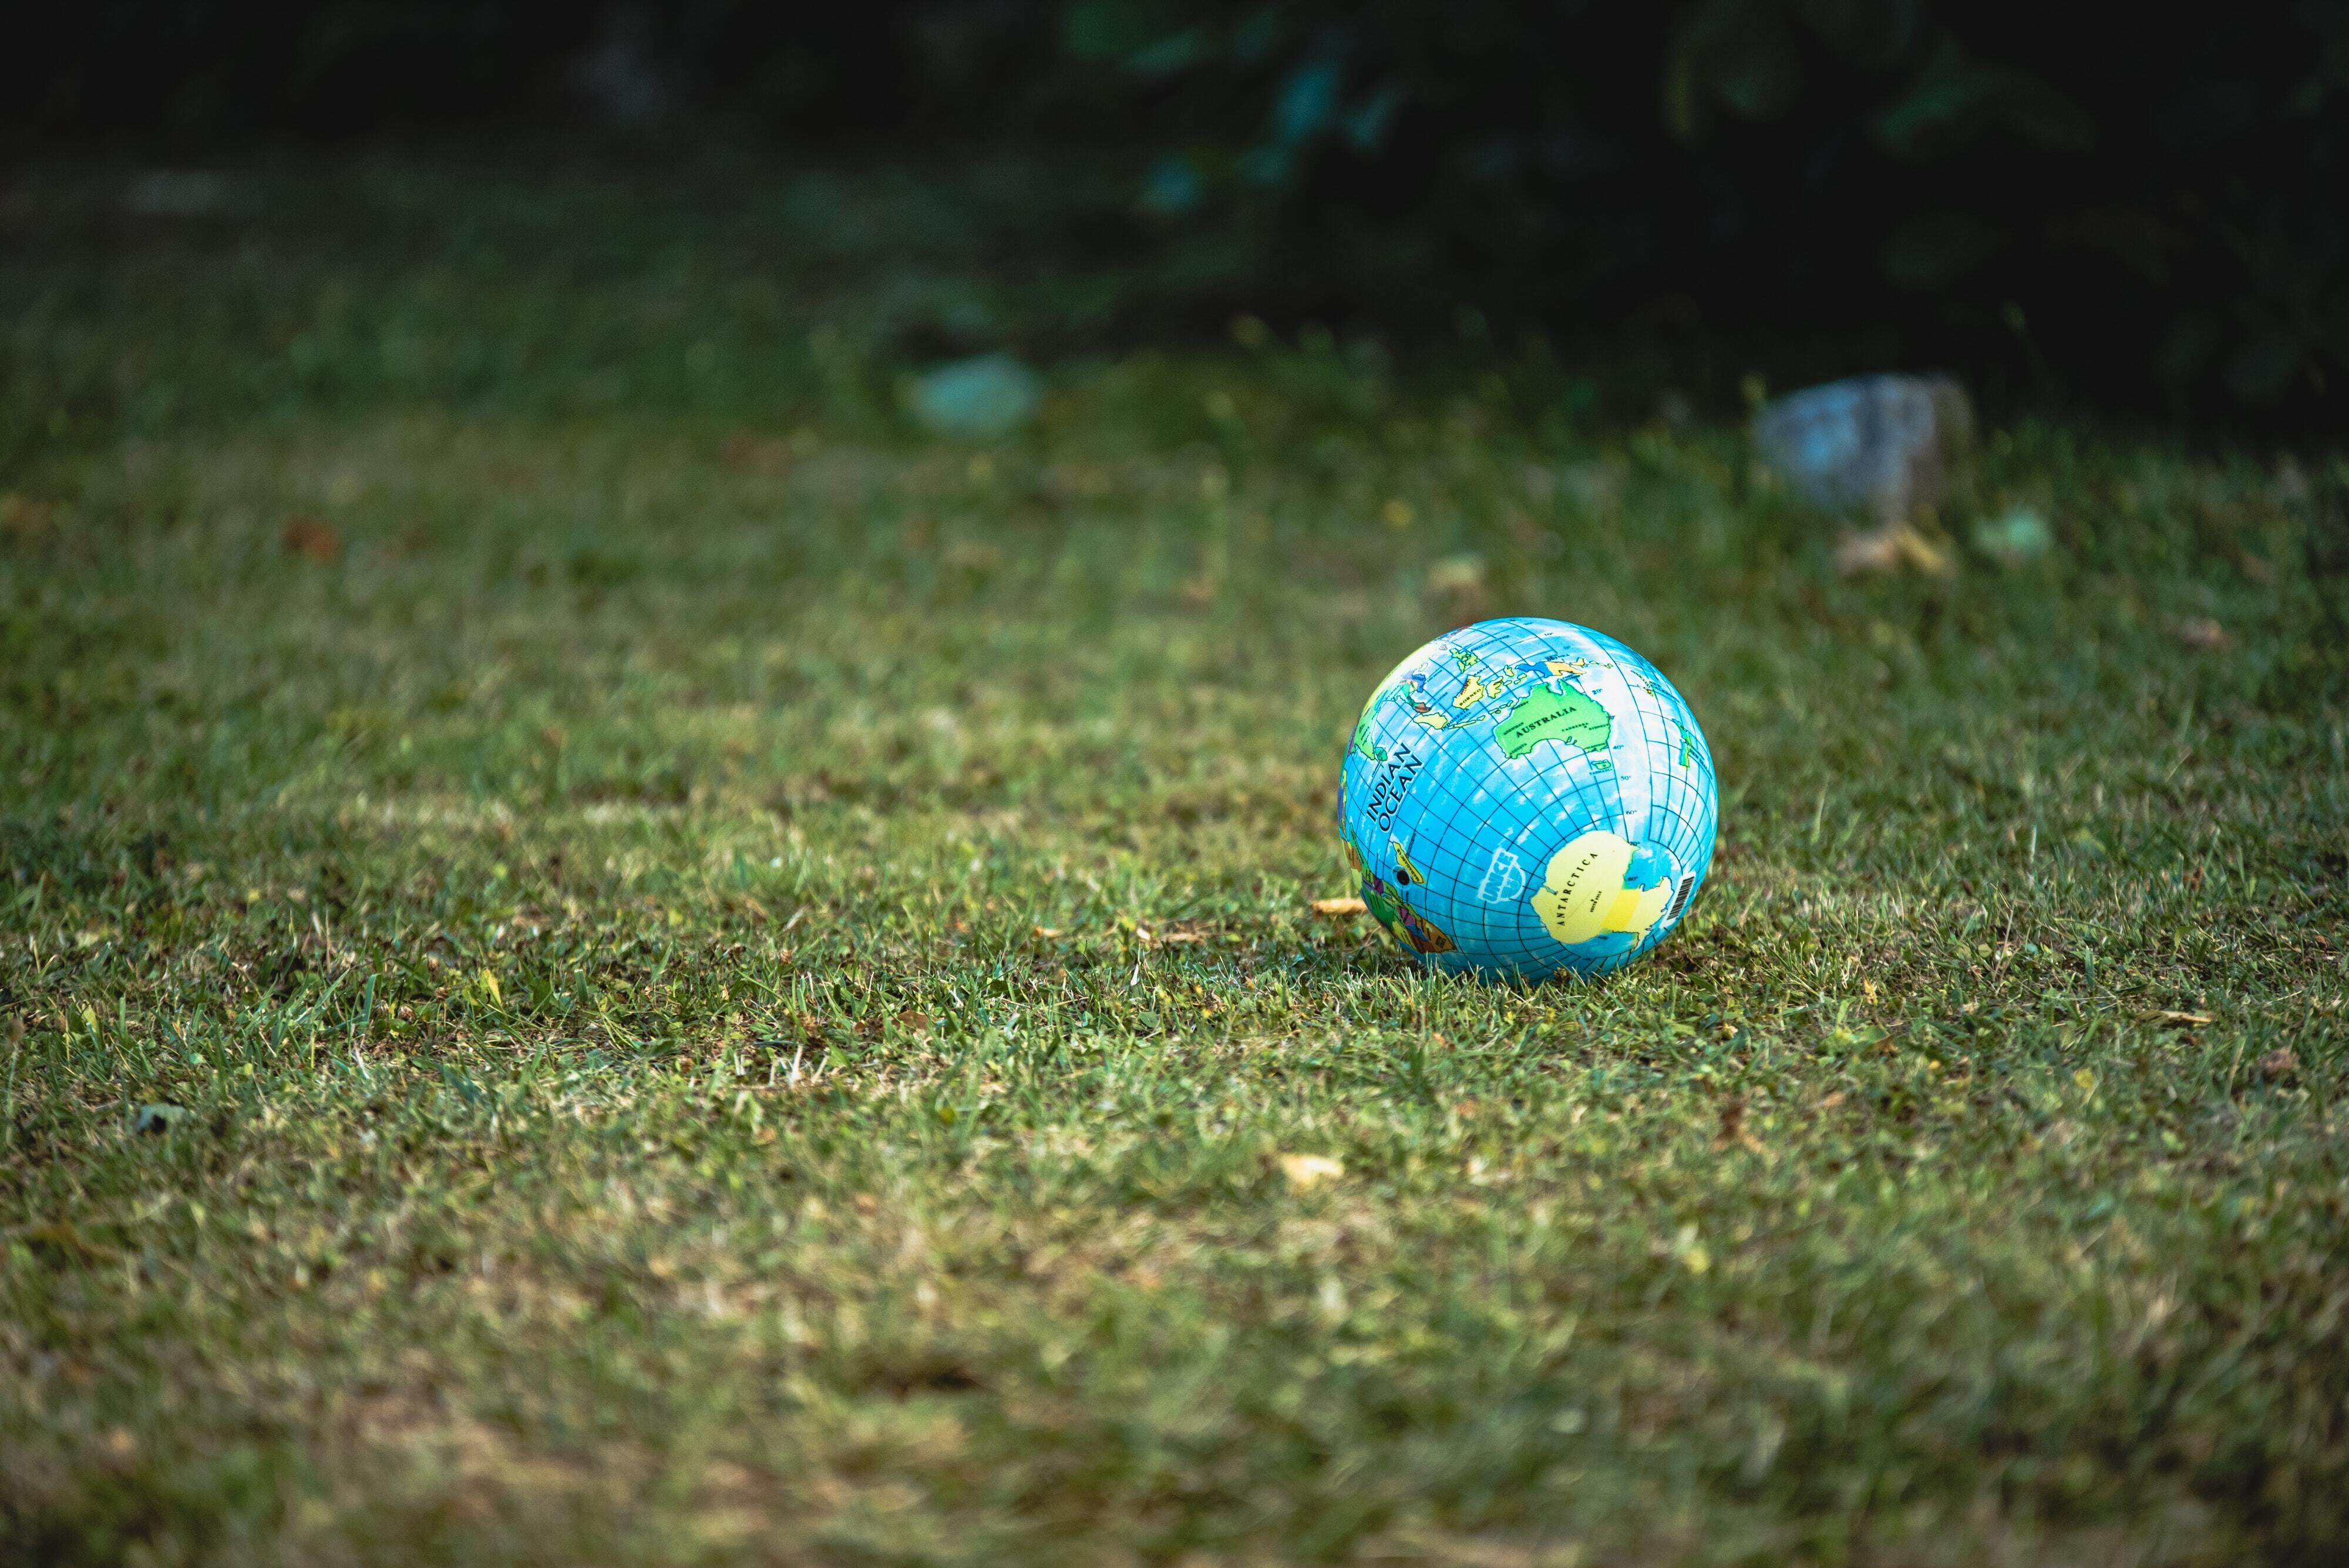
[1532,829,1674,945]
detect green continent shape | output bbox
[1495,682,1613,761]
[1352,667,1426,760]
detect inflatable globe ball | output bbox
[1337,617,1718,981]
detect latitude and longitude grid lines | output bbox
[1601,625,1717,937]
[1470,620,1621,970]
[1371,623,1539,971]
[1351,620,1716,978]
[1610,627,1718,943]
[1368,620,1520,968]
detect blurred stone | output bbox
[1752,374,1976,522]
[907,354,1043,441]
[1971,507,2055,566]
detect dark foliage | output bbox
[1049,1,2347,416]
[2,2,1028,144]
[8,1,2344,416]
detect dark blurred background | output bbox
[8,0,2345,425]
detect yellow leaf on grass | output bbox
[1280,1154,1344,1190]
[1311,897,1367,916]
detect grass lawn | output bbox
[4,157,2347,1567]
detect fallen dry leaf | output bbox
[1132,921,1213,947]
[1835,521,1951,577]
[1834,527,1901,575]
[1033,925,1065,939]
[281,515,341,563]
[0,492,53,538]
[22,1221,112,1261]
[718,432,792,476]
[1311,897,1367,916]
[2257,1048,2298,1082]
[1278,1153,1344,1190]
[2175,616,2230,652]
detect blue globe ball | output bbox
[1337,617,1718,981]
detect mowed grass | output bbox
[3,159,2347,1567]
